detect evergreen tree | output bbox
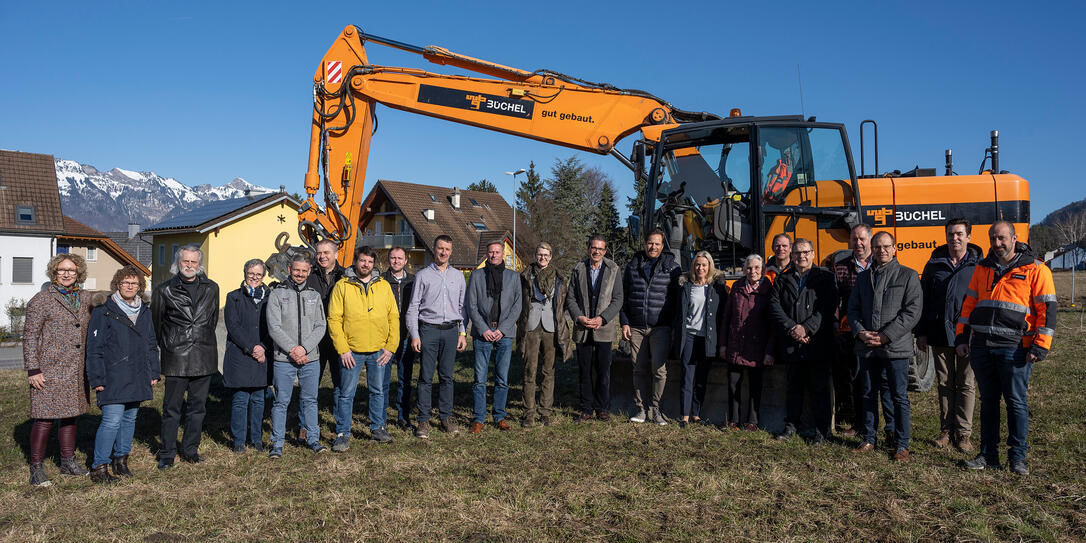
[592,180,632,266]
[515,161,544,215]
[544,156,592,272]
[467,179,498,193]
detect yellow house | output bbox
[143,192,301,309]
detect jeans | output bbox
[472,336,513,423]
[230,387,265,448]
[416,324,458,423]
[861,357,911,450]
[92,402,139,468]
[160,374,212,460]
[970,344,1032,463]
[852,355,895,431]
[630,326,671,412]
[679,333,711,418]
[577,341,612,415]
[336,351,386,434]
[271,360,320,448]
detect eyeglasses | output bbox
[793,250,813,255]
[119,281,141,287]
[245,272,264,278]
[56,269,78,275]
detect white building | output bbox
[0,151,65,330]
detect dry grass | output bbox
[0,315,1084,542]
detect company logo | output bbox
[417,85,533,119]
[867,207,893,226]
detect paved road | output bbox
[0,345,22,370]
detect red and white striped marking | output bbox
[326,61,342,84]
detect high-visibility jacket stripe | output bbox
[956,253,1056,351]
[976,299,1030,314]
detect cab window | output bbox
[760,126,811,205]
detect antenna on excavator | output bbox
[796,64,806,118]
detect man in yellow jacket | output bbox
[956,221,1055,475]
[327,245,400,449]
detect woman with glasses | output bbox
[223,259,272,452]
[23,254,92,486]
[85,266,160,483]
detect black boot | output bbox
[111,455,133,477]
[29,462,51,487]
[90,464,119,484]
[59,455,88,476]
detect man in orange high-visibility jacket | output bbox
[955,221,1056,476]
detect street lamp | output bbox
[505,168,526,269]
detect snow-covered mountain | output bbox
[55,159,277,232]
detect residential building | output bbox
[142,191,300,309]
[0,151,65,329]
[57,216,151,291]
[356,180,523,272]
[105,223,153,270]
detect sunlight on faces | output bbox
[55,259,79,288]
[354,253,375,277]
[434,239,453,266]
[179,250,201,279]
[946,224,970,253]
[588,240,607,264]
[487,242,504,266]
[645,233,664,259]
[851,226,872,261]
[535,248,551,267]
[118,276,142,302]
[744,259,763,283]
[989,223,1017,261]
[772,236,791,264]
[692,255,710,283]
[245,264,265,289]
[388,248,407,273]
[290,259,312,285]
[872,233,896,265]
[792,242,813,272]
[315,241,337,272]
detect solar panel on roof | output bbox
[148,196,267,230]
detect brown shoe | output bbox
[496,419,512,431]
[470,422,484,435]
[541,417,557,427]
[574,412,593,423]
[442,418,460,435]
[837,428,857,437]
[298,428,307,442]
[597,412,611,422]
[933,431,951,448]
[743,423,759,432]
[853,442,875,453]
[90,464,118,484]
[957,435,974,452]
[893,449,910,463]
[520,418,535,428]
[111,455,133,477]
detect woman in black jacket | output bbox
[224,259,272,453]
[86,266,160,483]
[673,251,728,428]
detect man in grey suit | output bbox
[566,235,624,423]
[466,241,523,434]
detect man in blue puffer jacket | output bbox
[621,229,682,426]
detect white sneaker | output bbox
[628,409,647,423]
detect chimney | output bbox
[451,187,461,210]
[423,209,435,221]
[127,223,140,240]
[280,185,286,193]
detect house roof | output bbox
[476,230,512,263]
[59,215,151,275]
[144,192,299,234]
[358,180,517,268]
[105,232,153,268]
[0,150,65,235]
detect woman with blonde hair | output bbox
[673,251,728,427]
[23,253,92,486]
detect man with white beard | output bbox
[152,244,220,470]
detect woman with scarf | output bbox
[223,259,272,452]
[23,254,92,487]
[718,254,775,431]
[516,242,570,427]
[673,251,728,427]
[86,266,160,483]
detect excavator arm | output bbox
[301,25,718,264]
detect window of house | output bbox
[158,244,166,266]
[83,277,96,289]
[16,205,35,224]
[470,198,481,207]
[86,246,98,262]
[12,257,33,284]
[56,244,70,254]
[428,193,437,202]
[471,221,487,230]
[171,244,179,262]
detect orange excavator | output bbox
[299,25,1031,275]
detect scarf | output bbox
[242,282,267,305]
[52,282,81,311]
[111,291,142,323]
[485,262,504,324]
[531,262,557,298]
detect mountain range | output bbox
[55,159,276,232]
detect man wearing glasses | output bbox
[847,231,922,463]
[769,238,838,443]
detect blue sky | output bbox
[1,1,1082,223]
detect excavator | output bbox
[297,25,1031,277]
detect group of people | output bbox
[22,218,1055,487]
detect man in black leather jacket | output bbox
[152,244,219,469]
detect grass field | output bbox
[0,314,1084,542]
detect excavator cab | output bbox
[641,116,862,276]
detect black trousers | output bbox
[160,374,212,459]
[784,360,831,438]
[576,341,612,415]
[728,366,764,426]
[416,324,458,423]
